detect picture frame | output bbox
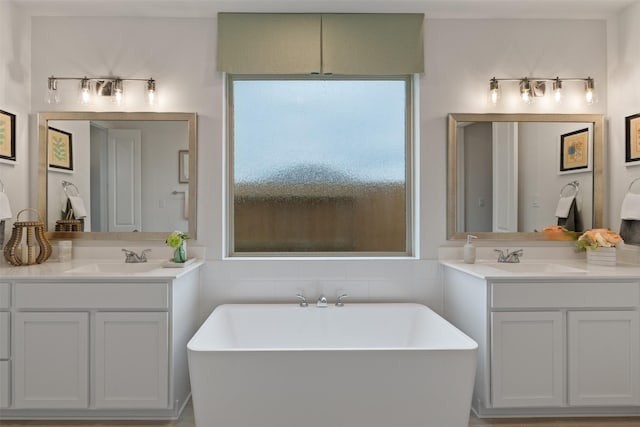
[559,128,590,174]
[48,127,73,172]
[178,149,189,183]
[0,109,16,162]
[625,113,640,165]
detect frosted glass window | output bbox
[229,76,411,255]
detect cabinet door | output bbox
[568,311,640,406]
[14,312,89,408]
[491,311,564,408]
[95,312,169,409]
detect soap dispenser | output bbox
[463,235,478,264]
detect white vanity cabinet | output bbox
[0,282,11,409]
[442,263,640,417]
[94,312,169,409]
[1,263,201,420]
[14,312,90,409]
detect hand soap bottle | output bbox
[463,235,478,264]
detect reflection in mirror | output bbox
[38,112,197,240]
[447,114,603,240]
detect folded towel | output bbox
[0,192,12,220]
[555,195,575,218]
[68,195,87,218]
[621,192,640,220]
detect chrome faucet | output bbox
[122,248,151,263]
[335,293,348,307]
[317,294,328,308]
[495,248,524,263]
[295,293,308,307]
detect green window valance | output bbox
[217,13,424,75]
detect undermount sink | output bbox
[65,262,162,275]
[484,262,587,274]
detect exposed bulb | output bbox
[113,79,124,105]
[46,77,60,104]
[488,78,500,106]
[585,77,595,105]
[80,78,91,105]
[520,78,532,104]
[146,78,156,106]
[553,78,562,103]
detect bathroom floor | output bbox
[1,403,640,427]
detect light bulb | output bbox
[46,77,60,104]
[113,79,124,105]
[553,78,562,103]
[520,78,532,104]
[585,77,595,105]
[80,78,91,105]
[488,78,500,106]
[146,78,156,106]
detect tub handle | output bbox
[295,293,308,307]
[336,293,349,307]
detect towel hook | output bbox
[628,177,640,194]
[560,181,579,197]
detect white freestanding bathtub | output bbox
[187,303,477,427]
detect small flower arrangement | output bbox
[165,231,190,248]
[575,228,622,251]
[166,231,190,263]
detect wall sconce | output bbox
[488,76,595,105]
[47,75,158,106]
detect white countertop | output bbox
[0,258,204,280]
[440,259,640,280]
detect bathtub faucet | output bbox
[317,294,328,308]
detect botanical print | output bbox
[560,128,589,172]
[48,127,73,171]
[627,114,640,163]
[0,110,16,160]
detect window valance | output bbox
[217,13,424,75]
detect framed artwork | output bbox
[559,128,589,174]
[48,127,73,172]
[0,109,16,162]
[179,149,189,183]
[625,113,640,165]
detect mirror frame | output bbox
[447,113,603,240]
[38,111,198,241]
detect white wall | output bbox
[608,2,640,232]
[27,13,608,320]
[0,1,30,260]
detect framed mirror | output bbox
[447,113,603,240]
[38,112,197,240]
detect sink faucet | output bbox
[317,294,328,308]
[122,248,151,263]
[495,248,523,263]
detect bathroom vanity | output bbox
[0,258,203,420]
[441,259,640,417]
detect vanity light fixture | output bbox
[46,75,158,106]
[487,76,596,105]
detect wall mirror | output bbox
[447,113,603,240]
[38,112,197,240]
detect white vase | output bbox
[586,246,616,266]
